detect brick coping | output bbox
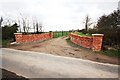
[92,34,104,36]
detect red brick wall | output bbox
[69,33,104,51]
[69,33,92,49]
[14,32,52,43]
[92,34,104,51]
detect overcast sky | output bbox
[0,0,119,31]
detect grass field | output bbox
[73,32,91,37]
[53,31,69,38]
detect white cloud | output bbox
[0,0,119,31]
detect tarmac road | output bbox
[0,48,119,78]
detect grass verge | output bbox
[0,39,10,47]
[98,50,120,57]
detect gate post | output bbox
[49,31,53,38]
[14,33,23,43]
[92,34,104,51]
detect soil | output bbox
[8,37,119,65]
[1,68,29,80]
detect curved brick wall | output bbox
[14,32,52,43]
[69,33,104,51]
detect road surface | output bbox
[0,48,119,78]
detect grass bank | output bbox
[72,32,91,37]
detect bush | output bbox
[2,23,19,41]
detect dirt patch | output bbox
[32,45,40,48]
[74,49,80,51]
[69,52,75,55]
[8,37,119,65]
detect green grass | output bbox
[98,50,120,57]
[53,31,90,38]
[53,31,69,38]
[0,39,10,47]
[73,32,91,37]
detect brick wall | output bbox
[69,33,104,51]
[14,32,52,43]
[92,34,104,51]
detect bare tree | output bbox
[7,20,11,26]
[20,13,29,34]
[22,17,31,34]
[33,20,36,33]
[22,17,26,33]
[17,19,21,32]
[36,21,39,33]
[83,15,93,32]
[26,19,30,33]
[39,23,43,32]
[0,17,3,27]
[35,21,43,33]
